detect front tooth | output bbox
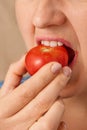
[57,41,63,46]
[50,41,58,47]
[41,41,44,45]
[41,41,50,46]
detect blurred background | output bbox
[0,0,26,80]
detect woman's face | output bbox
[15,0,87,98]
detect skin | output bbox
[0,57,71,130]
[15,0,87,98]
[0,0,87,129]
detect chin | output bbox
[59,66,80,98]
[59,82,79,98]
[59,89,76,98]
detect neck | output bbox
[62,93,87,130]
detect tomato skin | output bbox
[25,45,68,75]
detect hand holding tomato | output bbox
[25,45,69,75]
[0,54,72,130]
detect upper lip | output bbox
[36,37,75,50]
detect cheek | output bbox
[72,16,87,68]
[66,9,87,67]
[15,1,35,50]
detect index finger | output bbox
[0,62,62,118]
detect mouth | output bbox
[36,38,77,67]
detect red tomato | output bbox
[25,45,68,75]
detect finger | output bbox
[12,66,72,126]
[29,99,64,130]
[0,62,61,118]
[0,55,27,97]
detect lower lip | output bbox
[69,51,78,69]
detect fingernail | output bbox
[51,63,62,74]
[63,67,72,77]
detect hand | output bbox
[0,55,71,130]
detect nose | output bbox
[33,0,66,28]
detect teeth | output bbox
[41,41,63,47]
[41,41,50,46]
[57,41,63,46]
[50,41,58,47]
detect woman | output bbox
[0,0,87,130]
